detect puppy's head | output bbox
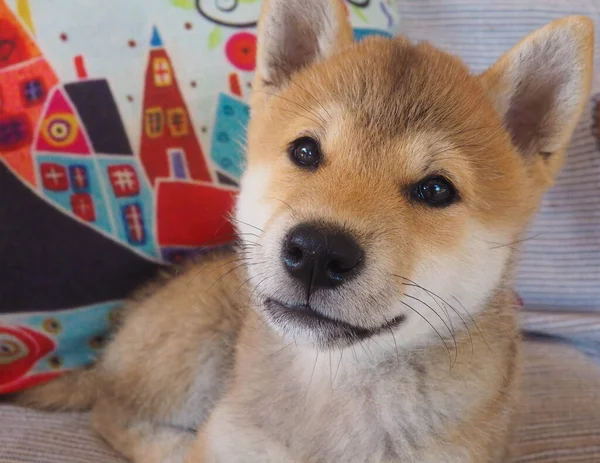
[235,0,593,350]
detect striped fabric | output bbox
[512,339,600,462]
[0,407,126,463]
[398,1,600,314]
[521,311,600,362]
[2,339,599,462]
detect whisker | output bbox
[229,216,265,234]
[187,257,244,285]
[398,299,453,371]
[231,272,259,298]
[267,342,294,361]
[190,232,262,255]
[451,295,492,353]
[358,340,373,363]
[369,336,383,351]
[332,349,344,385]
[249,274,274,303]
[394,275,481,355]
[205,261,251,292]
[351,345,358,363]
[304,351,320,403]
[385,319,400,369]
[404,293,458,367]
[404,282,474,358]
[394,274,481,356]
[264,196,297,216]
[188,255,249,282]
[487,233,543,250]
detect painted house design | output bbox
[139,27,212,186]
[33,59,157,258]
[2,12,250,264]
[0,0,58,186]
[0,0,256,392]
[134,26,239,261]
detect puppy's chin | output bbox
[260,298,405,349]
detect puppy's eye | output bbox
[289,137,321,169]
[412,176,457,207]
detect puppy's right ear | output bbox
[254,0,353,90]
[479,16,594,182]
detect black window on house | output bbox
[167,107,188,137]
[145,107,164,138]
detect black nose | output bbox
[282,223,363,290]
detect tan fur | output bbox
[19,250,246,462]
[16,2,593,462]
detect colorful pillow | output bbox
[0,0,399,393]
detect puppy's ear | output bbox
[255,0,353,90]
[479,16,594,175]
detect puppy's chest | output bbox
[247,353,457,462]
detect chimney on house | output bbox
[74,55,88,79]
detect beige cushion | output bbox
[512,339,600,462]
[0,406,124,463]
[1,340,600,462]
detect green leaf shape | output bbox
[352,5,368,23]
[170,0,195,10]
[208,27,223,50]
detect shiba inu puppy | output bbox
[17,0,594,462]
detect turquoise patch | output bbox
[23,301,121,373]
[353,28,393,41]
[36,154,114,236]
[210,93,250,179]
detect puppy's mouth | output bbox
[263,298,405,345]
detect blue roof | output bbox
[150,26,163,48]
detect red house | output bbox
[139,26,212,186]
[156,180,236,261]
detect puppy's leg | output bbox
[92,396,195,463]
[18,250,248,463]
[90,250,246,462]
[15,366,98,411]
[184,404,296,463]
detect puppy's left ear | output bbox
[479,16,594,177]
[254,0,353,90]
